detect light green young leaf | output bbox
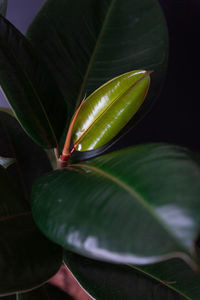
[72,70,150,152]
[61,70,151,161]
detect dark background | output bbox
[123,0,200,151]
[1,0,200,151]
[117,0,200,151]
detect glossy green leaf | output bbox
[0,0,7,16]
[0,111,51,199]
[70,70,150,152]
[17,284,73,300]
[0,16,67,149]
[0,166,62,296]
[65,250,200,300]
[31,144,200,267]
[27,0,168,157]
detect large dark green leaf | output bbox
[27,0,168,158]
[65,250,200,300]
[31,144,200,267]
[0,16,67,149]
[18,284,73,300]
[0,0,7,16]
[0,165,62,296]
[0,111,51,199]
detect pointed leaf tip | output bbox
[69,70,151,152]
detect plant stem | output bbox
[60,96,86,163]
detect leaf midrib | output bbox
[75,0,116,109]
[73,163,191,257]
[73,72,150,148]
[128,264,191,300]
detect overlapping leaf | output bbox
[31,144,200,267]
[0,16,67,148]
[27,0,168,159]
[0,166,62,296]
[65,250,200,300]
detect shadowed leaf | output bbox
[17,284,73,300]
[0,166,62,296]
[0,111,51,199]
[0,16,67,149]
[65,250,200,300]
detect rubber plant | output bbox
[0,0,200,300]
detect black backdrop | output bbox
[113,0,200,152]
